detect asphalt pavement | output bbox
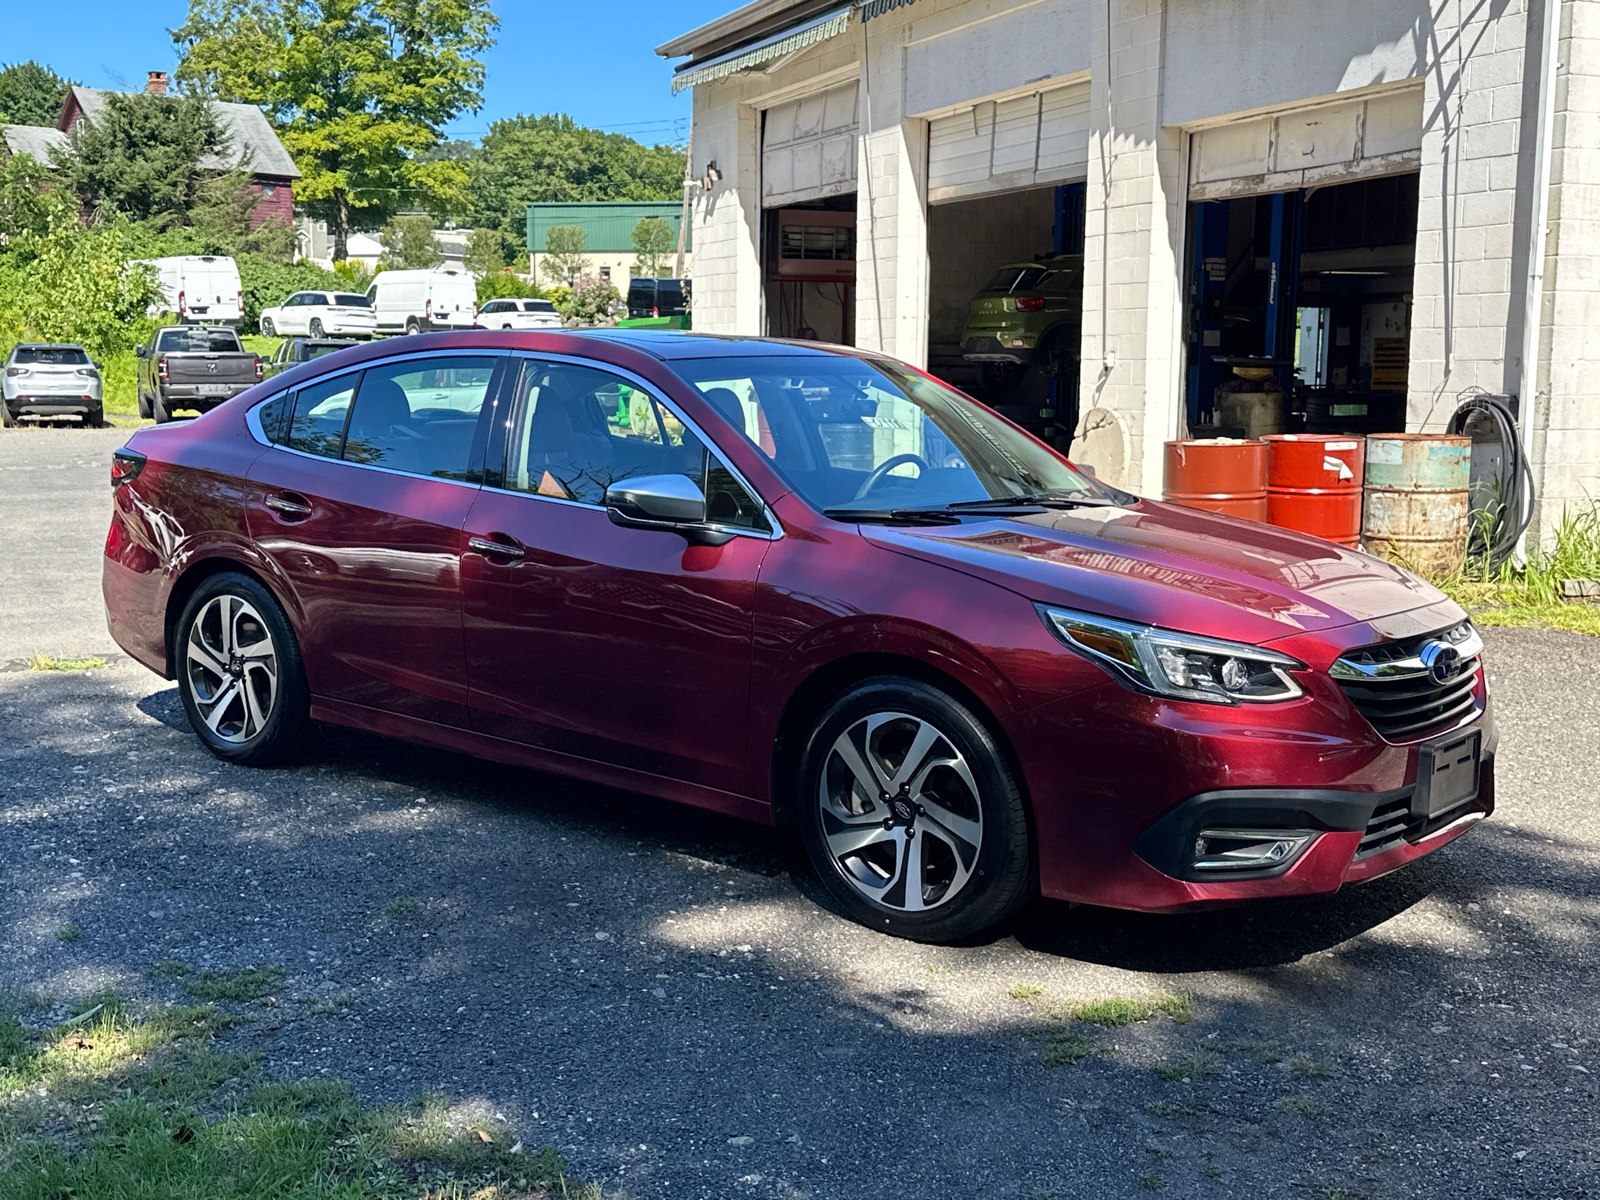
[1,423,1595,1199]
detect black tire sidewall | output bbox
[796,677,1034,942]
[261,318,275,337]
[175,572,310,766]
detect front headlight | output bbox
[1037,605,1305,704]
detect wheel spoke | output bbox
[887,720,941,792]
[215,596,233,655]
[825,820,896,859]
[186,635,225,679]
[917,797,982,854]
[831,729,889,800]
[202,680,241,732]
[242,678,269,737]
[893,833,926,912]
[236,633,275,659]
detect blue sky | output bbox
[5,0,735,147]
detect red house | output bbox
[52,72,299,229]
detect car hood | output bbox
[863,499,1458,646]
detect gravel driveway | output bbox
[1,424,1595,1199]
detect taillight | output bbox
[425,299,432,318]
[158,357,169,381]
[237,289,244,311]
[177,289,186,315]
[4,367,24,377]
[111,448,146,489]
[652,306,660,318]
[1016,296,1046,312]
[254,358,264,380]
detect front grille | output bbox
[1332,621,1482,741]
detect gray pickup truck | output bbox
[136,326,262,423]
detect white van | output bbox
[136,256,244,325]
[367,268,479,335]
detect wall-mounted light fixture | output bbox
[700,161,722,192]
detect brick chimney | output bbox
[146,71,169,96]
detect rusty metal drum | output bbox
[1263,434,1365,547]
[1362,434,1472,576]
[1163,439,1268,522]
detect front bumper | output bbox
[963,335,1035,364]
[1004,650,1495,912]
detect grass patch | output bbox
[1224,1038,1282,1064]
[53,925,81,944]
[0,991,593,1198]
[383,896,420,916]
[1155,1052,1221,1083]
[27,656,108,672]
[1439,503,1600,636]
[1040,1030,1091,1068]
[1277,1094,1325,1119]
[1141,1172,1165,1190]
[150,962,287,1002]
[1065,995,1193,1027]
[1291,1056,1334,1079]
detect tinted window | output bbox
[479,301,508,314]
[333,293,371,307]
[657,282,687,313]
[304,343,346,361]
[156,327,242,352]
[257,391,293,443]
[503,360,766,530]
[522,300,555,312]
[287,372,359,458]
[341,356,495,479]
[14,346,89,365]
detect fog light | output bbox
[1192,829,1314,872]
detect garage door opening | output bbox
[1185,172,1420,438]
[764,197,856,345]
[926,182,1084,451]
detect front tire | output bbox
[260,317,276,337]
[309,318,324,337]
[796,677,1034,942]
[175,572,311,766]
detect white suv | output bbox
[475,298,563,330]
[259,291,377,339]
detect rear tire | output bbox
[153,393,173,424]
[1,408,16,429]
[405,318,421,336]
[137,388,152,420]
[796,677,1035,942]
[86,407,103,428]
[175,572,311,767]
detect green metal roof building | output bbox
[525,202,690,254]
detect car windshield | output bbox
[673,355,1117,516]
[14,346,89,366]
[157,327,241,352]
[981,266,1051,294]
[333,293,371,307]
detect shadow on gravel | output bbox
[136,686,187,732]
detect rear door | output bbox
[459,355,773,793]
[246,351,505,726]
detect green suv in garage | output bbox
[961,255,1082,398]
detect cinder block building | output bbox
[659,0,1599,545]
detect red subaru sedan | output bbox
[102,331,1494,942]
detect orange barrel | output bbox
[1263,434,1365,546]
[1162,438,1268,521]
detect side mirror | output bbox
[92,361,103,372]
[604,474,732,546]
[1075,463,1098,478]
[135,345,148,359]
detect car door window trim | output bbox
[486,350,783,542]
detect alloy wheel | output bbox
[185,594,279,744]
[817,712,984,912]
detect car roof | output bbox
[10,342,86,351]
[561,329,853,362]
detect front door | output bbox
[460,356,773,794]
[247,353,501,726]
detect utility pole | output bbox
[675,121,693,281]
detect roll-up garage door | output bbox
[1189,87,1423,201]
[762,82,859,208]
[927,80,1089,205]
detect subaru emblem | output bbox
[1418,641,1462,685]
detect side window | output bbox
[286,371,360,458]
[257,391,293,444]
[503,359,769,531]
[341,355,495,479]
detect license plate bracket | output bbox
[1412,729,1482,818]
[197,384,234,396]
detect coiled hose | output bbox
[1446,390,1534,567]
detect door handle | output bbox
[264,493,313,520]
[468,534,525,562]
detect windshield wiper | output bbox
[944,493,1119,511]
[823,507,963,526]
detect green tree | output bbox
[0,61,71,127]
[463,226,504,280]
[539,224,589,287]
[52,91,232,227]
[379,215,442,269]
[173,0,498,260]
[0,154,72,246]
[630,216,674,278]
[467,114,684,252]
[475,270,541,304]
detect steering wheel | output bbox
[850,453,931,503]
